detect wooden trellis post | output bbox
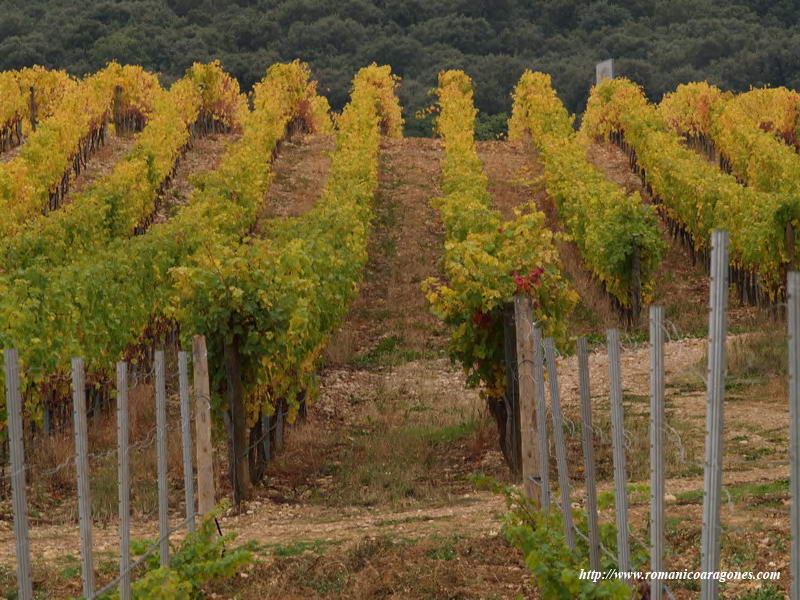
[192,335,215,516]
[72,358,96,598]
[513,296,540,505]
[179,351,196,532]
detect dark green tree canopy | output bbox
[2,0,799,136]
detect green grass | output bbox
[376,514,450,527]
[759,428,788,444]
[587,401,698,481]
[623,393,650,404]
[665,515,689,534]
[675,479,788,506]
[597,483,650,510]
[324,417,478,506]
[424,534,464,561]
[417,421,476,445]
[311,573,348,595]
[733,584,785,600]
[351,335,443,368]
[727,331,787,379]
[584,330,648,350]
[666,378,705,394]
[675,488,704,505]
[375,195,399,259]
[723,535,757,568]
[740,445,777,462]
[263,538,342,557]
[314,390,485,507]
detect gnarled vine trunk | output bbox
[224,334,252,505]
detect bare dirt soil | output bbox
[260,134,334,220]
[326,137,448,361]
[477,139,544,221]
[1,132,133,198]
[0,139,25,164]
[69,134,136,197]
[156,133,240,222]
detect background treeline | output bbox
[2,0,800,137]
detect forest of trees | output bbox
[2,0,800,136]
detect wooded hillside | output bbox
[2,0,799,136]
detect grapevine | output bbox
[0,63,161,236]
[14,66,77,127]
[0,67,75,151]
[0,61,328,425]
[423,69,575,437]
[169,63,392,497]
[661,82,800,194]
[509,70,663,314]
[0,62,248,275]
[172,63,393,424]
[583,77,798,297]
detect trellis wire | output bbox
[0,349,262,489]
[276,401,284,451]
[93,515,195,599]
[2,337,281,598]
[534,466,677,600]
[263,413,272,463]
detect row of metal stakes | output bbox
[512,231,795,599]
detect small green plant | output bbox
[95,503,253,600]
[598,484,649,509]
[733,583,785,600]
[267,539,337,557]
[474,475,631,599]
[129,568,193,599]
[425,535,462,561]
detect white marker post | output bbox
[596,59,614,85]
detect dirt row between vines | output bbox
[154,132,241,223]
[257,133,334,223]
